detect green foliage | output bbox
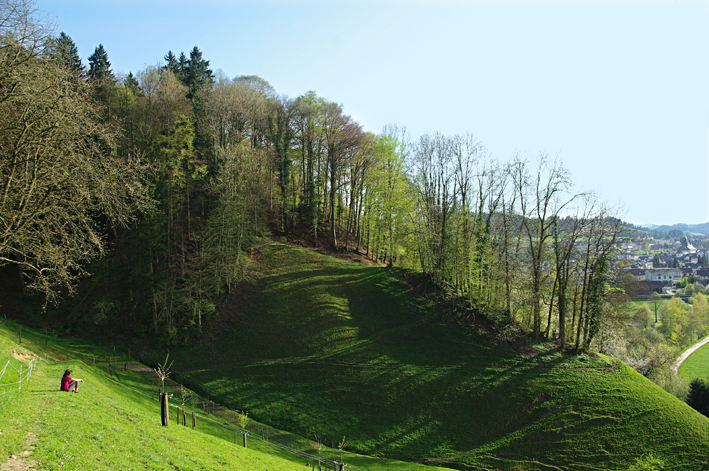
[182,46,214,99]
[87,43,111,82]
[686,378,709,417]
[585,253,609,349]
[0,8,153,303]
[633,305,653,326]
[364,133,412,266]
[47,32,84,77]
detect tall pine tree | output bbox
[164,51,181,79]
[48,32,84,77]
[88,44,112,82]
[182,46,213,99]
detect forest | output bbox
[0,0,641,356]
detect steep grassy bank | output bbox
[168,243,709,470]
[0,320,447,471]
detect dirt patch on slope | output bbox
[11,350,37,363]
[1,432,37,470]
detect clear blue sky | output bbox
[36,0,709,227]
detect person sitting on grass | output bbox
[60,369,84,393]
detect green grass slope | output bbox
[166,243,709,470]
[0,327,303,470]
[680,340,709,382]
[0,321,446,471]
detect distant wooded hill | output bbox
[643,222,709,236]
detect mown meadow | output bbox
[0,318,447,471]
[680,341,709,383]
[158,243,709,470]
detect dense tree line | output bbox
[0,1,152,304]
[1,0,624,350]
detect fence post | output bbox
[192,411,196,429]
[160,392,169,427]
[339,463,344,471]
[243,432,247,448]
[176,407,180,425]
[182,409,186,426]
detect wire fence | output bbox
[1,323,353,469]
[49,356,351,469]
[153,375,351,470]
[168,403,349,471]
[0,357,38,397]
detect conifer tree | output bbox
[88,43,112,82]
[48,32,84,77]
[182,46,213,99]
[687,378,709,417]
[164,51,181,78]
[124,72,141,96]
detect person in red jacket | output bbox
[60,369,83,393]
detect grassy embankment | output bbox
[0,318,443,471]
[680,340,709,382]
[155,243,709,471]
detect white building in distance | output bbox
[644,268,683,283]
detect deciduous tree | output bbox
[0,1,152,302]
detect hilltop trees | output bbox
[48,32,84,77]
[1,0,628,350]
[0,0,152,303]
[87,43,111,81]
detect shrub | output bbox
[686,378,709,417]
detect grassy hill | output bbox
[154,243,709,471]
[0,319,445,471]
[3,243,709,470]
[680,341,709,382]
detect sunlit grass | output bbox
[679,339,709,382]
[3,244,708,470]
[163,243,709,470]
[0,318,451,471]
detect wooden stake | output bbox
[243,432,247,448]
[192,411,196,428]
[161,392,169,427]
[182,409,186,426]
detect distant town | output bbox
[618,228,709,298]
